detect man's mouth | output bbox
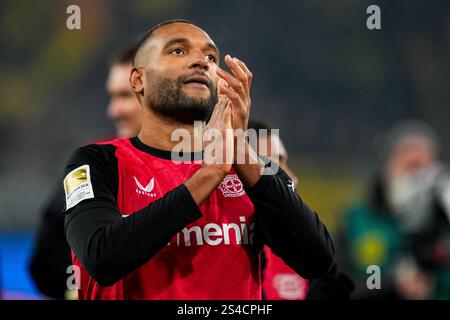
[183,75,210,89]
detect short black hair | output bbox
[109,40,138,66]
[133,19,195,66]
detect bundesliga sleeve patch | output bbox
[63,164,94,210]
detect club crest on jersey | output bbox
[134,176,157,197]
[219,174,246,197]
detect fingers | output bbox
[216,55,253,106]
[215,55,253,133]
[217,80,241,111]
[217,78,229,98]
[233,58,253,90]
[222,100,232,125]
[207,91,228,127]
[216,92,229,110]
[216,67,246,101]
[232,58,252,112]
[224,55,249,95]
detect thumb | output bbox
[223,101,232,125]
[217,78,229,97]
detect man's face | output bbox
[133,23,220,124]
[387,136,435,179]
[106,63,142,138]
[385,136,438,222]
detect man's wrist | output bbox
[233,141,264,188]
[185,164,229,206]
[201,163,230,179]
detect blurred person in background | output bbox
[105,44,143,138]
[247,119,308,300]
[338,120,450,299]
[248,119,353,300]
[29,42,141,299]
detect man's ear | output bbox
[130,67,144,94]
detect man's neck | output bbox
[138,107,204,152]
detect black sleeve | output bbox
[247,167,336,279]
[63,144,203,287]
[305,266,354,300]
[29,181,72,299]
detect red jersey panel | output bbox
[73,138,261,300]
[262,246,309,300]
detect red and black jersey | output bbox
[62,137,335,300]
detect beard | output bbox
[146,73,218,124]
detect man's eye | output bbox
[206,54,217,63]
[170,48,185,55]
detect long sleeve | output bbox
[62,144,202,287]
[247,168,335,279]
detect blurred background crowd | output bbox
[0,0,449,299]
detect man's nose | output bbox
[189,51,209,71]
[107,100,121,119]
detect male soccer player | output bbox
[62,19,335,299]
[29,42,141,299]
